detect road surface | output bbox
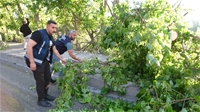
[0,55,91,112]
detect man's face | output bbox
[70,32,77,41]
[46,23,57,35]
[22,20,26,24]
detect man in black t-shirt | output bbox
[20,18,32,50]
[25,20,66,107]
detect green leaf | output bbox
[180,108,187,112]
[165,104,174,112]
[146,43,153,50]
[147,53,155,61]
[194,96,200,103]
[155,81,160,88]
[111,42,116,47]
[113,86,118,91]
[166,97,171,103]
[159,108,165,112]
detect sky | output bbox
[168,0,199,10]
[107,0,200,25]
[167,0,200,30]
[109,0,199,10]
[168,0,200,19]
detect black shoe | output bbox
[44,94,56,101]
[50,78,56,84]
[37,99,51,107]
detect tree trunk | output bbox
[73,15,81,50]
[6,6,15,23]
[103,0,107,9]
[17,3,24,20]
[34,12,40,25]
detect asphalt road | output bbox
[0,60,58,112]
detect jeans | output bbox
[52,54,63,77]
[24,34,31,49]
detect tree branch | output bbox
[190,34,200,40]
[172,0,181,8]
[105,0,119,20]
[171,98,195,104]
[174,1,182,12]
[153,87,158,100]
[105,0,113,17]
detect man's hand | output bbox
[78,59,84,62]
[30,62,36,71]
[61,59,66,65]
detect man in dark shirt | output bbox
[54,30,83,62]
[25,20,66,107]
[20,18,32,50]
[51,30,83,80]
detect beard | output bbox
[70,36,75,41]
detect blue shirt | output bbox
[54,35,72,55]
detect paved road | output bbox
[0,60,58,112]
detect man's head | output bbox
[46,20,57,35]
[68,30,76,41]
[22,20,26,24]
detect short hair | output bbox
[47,20,57,25]
[68,30,76,35]
[22,19,26,24]
[22,20,24,23]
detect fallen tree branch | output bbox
[171,98,195,104]
[153,87,158,100]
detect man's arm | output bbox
[68,50,83,62]
[26,39,37,70]
[65,42,83,62]
[26,18,29,25]
[52,46,66,64]
[20,26,23,33]
[26,31,42,70]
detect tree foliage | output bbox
[0,0,106,52]
[100,0,200,111]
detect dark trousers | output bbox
[26,59,51,101]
